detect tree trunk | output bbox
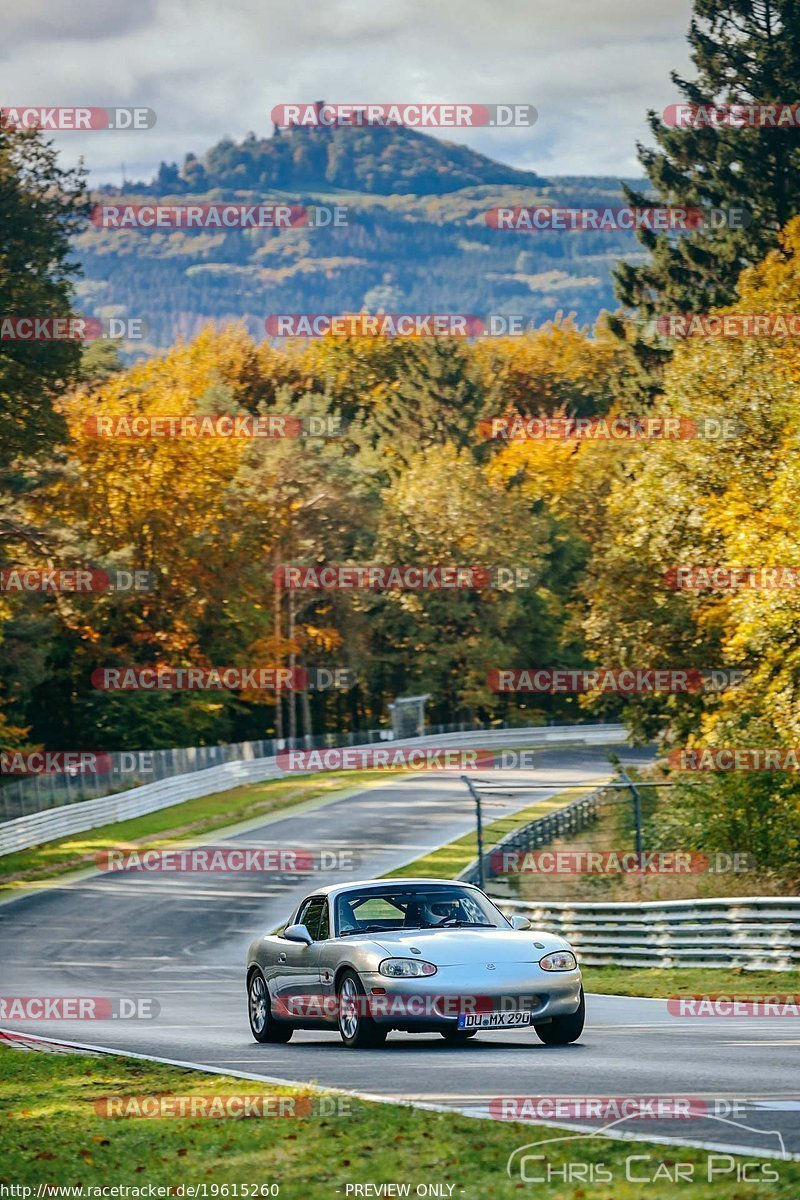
[273,548,283,745]
[288,587,297,743]
[300,663,313,748]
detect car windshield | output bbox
[334,885,506,937]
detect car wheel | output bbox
[248,970,293,1043]
[440,1028,478,1043]
[534,986,585,1045]
[337,970,387,1049]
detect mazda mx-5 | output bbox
[246,878,584,1048]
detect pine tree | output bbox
[0,126,89,465]
[612,0,800,390]
[369,340,491,469]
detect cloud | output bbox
[1,0,159,47]
[2,0,694,182]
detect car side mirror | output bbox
[283,923,313,945]
[510,915,531,930]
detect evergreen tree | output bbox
[369,340,492,469]
[612,0,800,390]
[0,126,89,465]
[0,126,88,748]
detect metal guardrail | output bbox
[495,896,800,970]
[0,723,457,820]
[0,737,283,819]
[0,717,618,821]
[0,723,628,857]
[460,788,602,885]
[0,758,284,858]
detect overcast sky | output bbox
[4,0,695,185]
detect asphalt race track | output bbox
[1,745,798,1161]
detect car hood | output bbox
[369,927,572,966]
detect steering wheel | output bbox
[435,916,461,927]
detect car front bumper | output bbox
[357,963,583,1027]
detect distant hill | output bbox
[79,128,647,352]
[119,125,544,198]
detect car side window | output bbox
[296,898,315,933]
[298,897,328,942]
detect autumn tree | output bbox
[471,315,627,420]
[0,125,89,750]
[587,219,800,873]
[367,443,561,723]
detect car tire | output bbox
[337,970,387,1049]
[440,1028,478,1043]
[248,969,293,1043]
[534,986,585,1045]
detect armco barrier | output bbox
[0,719,620,820]
[0,723,627,857]
[495,896,800,970]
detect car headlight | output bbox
[539,951,577,972]
[379,958,437,978]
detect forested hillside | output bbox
[76,127,644,347]
[140,123,545,196]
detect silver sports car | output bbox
[246,877,584,1048]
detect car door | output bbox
[273,896,328,1020]
[310,899,340,1021]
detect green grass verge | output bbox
[1,1046,795,1197]
[386,787,588,880]
[0,768,400,894]
[581,966,800,998]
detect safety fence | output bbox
[0,723,628,856]
[0,717,617,821]
[460,788,603,886]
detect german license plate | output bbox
[457,1011,532,1029]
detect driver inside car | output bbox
[405,899,458,927]
[429,901,461,923]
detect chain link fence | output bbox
[459,788,603,886]
[0,718,610,822]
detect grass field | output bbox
[581,966,800,998]
[1,1045,796,1198]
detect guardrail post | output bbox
[461,775,485,891]
[608,753,643,861]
